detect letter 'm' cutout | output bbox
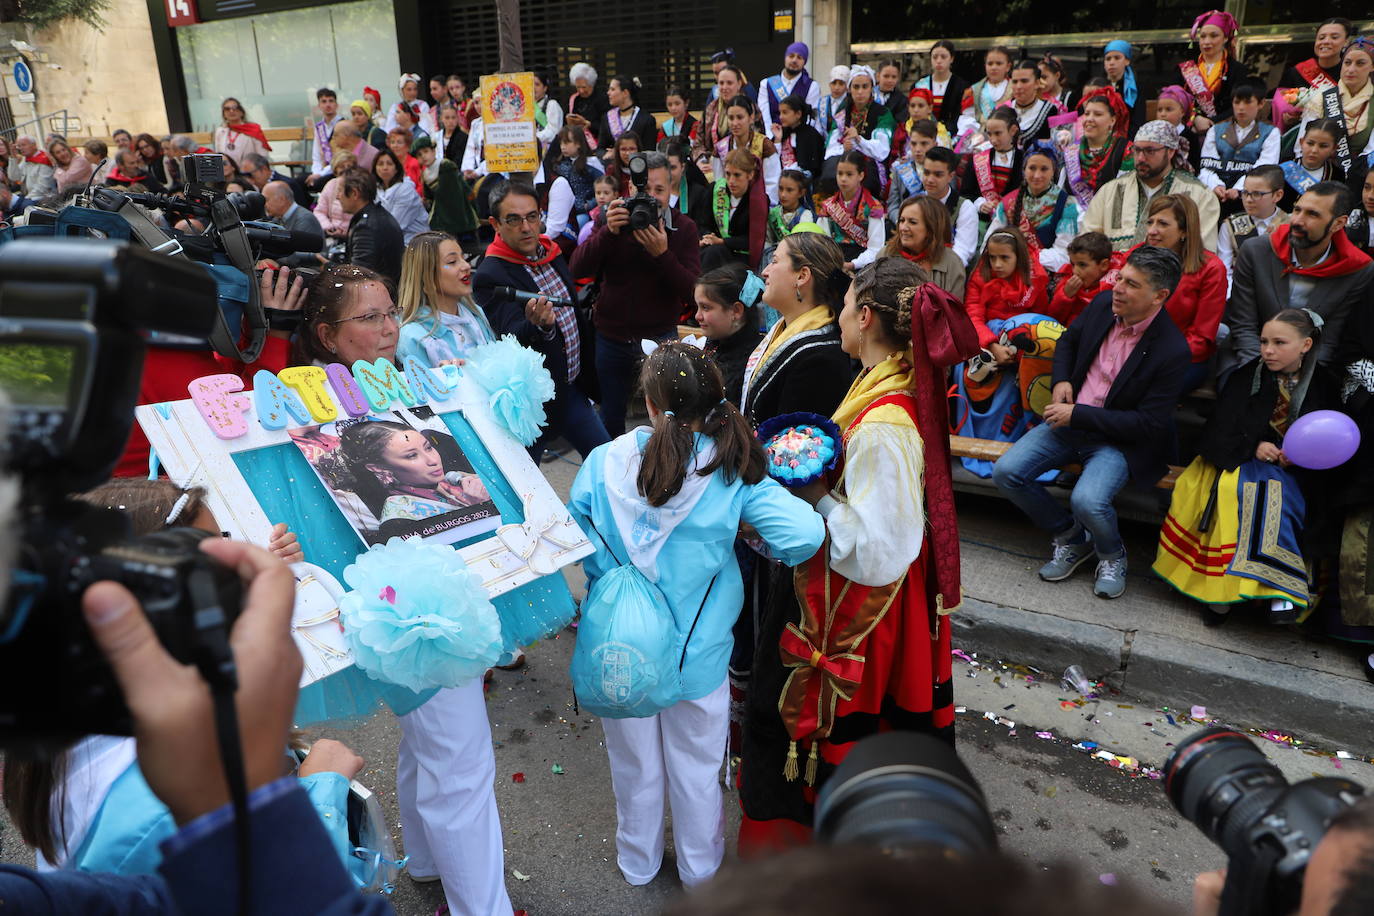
[188,374,252,439]
[326,362,370,417]
[404,356,454,402]
[352,358,417,411]
[278,366,338,423]
[252,370,311,430]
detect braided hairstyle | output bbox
[850,257,926,348]
[637,342,765,506]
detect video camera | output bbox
[624,153,660,232]
[1165,727,1366,916]
[0,239,244,752]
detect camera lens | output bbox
[815,732,997,856]
[1164,727,1287,853]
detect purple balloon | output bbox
[1281,410,1361,470]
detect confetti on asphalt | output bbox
[1036,731,1055,739]
[551,763,565,775]
[512,869,531,881]
[1045,786,1058,798]
[512,772,526,783]
[1190,705,1208,720]
[1099,873,1118,886]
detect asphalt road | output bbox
[2,450,1370,915]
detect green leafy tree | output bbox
[0,0,111,31]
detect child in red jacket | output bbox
[1047,232,1114,327]
[965,227,1049,363]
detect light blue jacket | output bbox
[569,429,825,700]
[396,302,495,368]
[71,763,349,876]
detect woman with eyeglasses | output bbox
[213,96,271,170]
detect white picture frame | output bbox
[136,370,594,605]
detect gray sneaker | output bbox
[1093,555,1129,599]
[1039,538,1095,582]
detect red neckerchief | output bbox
[104,166,145,184]
[24,151,51,166]
[485,233,562,266]
[227,122,273,150]
[1270,223,1373,278]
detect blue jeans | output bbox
[991,423,1130,558]
[530,385,611,463]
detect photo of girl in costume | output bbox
[291,406,499,546]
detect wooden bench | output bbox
[949,435,1183,489]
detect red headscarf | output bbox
[1078,86,1131,138]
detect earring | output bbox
[795,284,803,302]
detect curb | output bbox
[950,596,1374,757]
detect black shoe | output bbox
[1201,603,1231,628]
[1363,652,1374,685]
[1268,599,1298,625]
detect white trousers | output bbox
[397,681,512,916]
[600,678,729,888]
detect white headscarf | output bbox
[848,65,877,89]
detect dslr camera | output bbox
[624,153,660,232]
[1165,726,1365,916]
[0,239,245,753]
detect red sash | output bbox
[776,392,920,782]
[972,149,1002,206]
[1295,59,1337,92]
[1179,60,1218,120]
[821,188,879,246]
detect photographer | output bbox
[0,537,393,915]
[570,150,700,436]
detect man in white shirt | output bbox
[1217,165,1289,294]
[760,42,822,144]
[921,147,979,265]
[307,88,346,192]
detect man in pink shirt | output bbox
[992,246,1192,599]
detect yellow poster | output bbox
[480,72,540,173]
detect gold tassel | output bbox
[783,741,799,781]
[804,742,819,786]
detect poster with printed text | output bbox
[480,71,540,173]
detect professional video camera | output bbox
[0,239,244,753]
[813,731,998,856]
[18,152,322,365]
[1164,726,1366,916]
[624,152,660,232]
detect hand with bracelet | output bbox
[260,266,309,337]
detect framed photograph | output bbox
[136,367,592,605]
[291,405,500,547]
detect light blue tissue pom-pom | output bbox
[463,335,556,445]
[338,537,505,691]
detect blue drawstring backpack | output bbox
[570,521,717,719]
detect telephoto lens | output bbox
[1164,727,1288,853]
[813,731,997,856]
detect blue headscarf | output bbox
[1104,40,1138,109]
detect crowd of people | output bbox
[3,10,1374,916]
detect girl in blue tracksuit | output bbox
[568,341,824,888]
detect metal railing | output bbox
[0,109,76,142]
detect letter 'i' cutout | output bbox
[252,371,311,430]
[404,356,454,401]
[326,362,371,417]
[353,359,418,412]
[188,374,252,439]
[278,366,338,423]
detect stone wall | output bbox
[2,0,167,140]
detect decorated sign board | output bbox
[480,72,540,173]
[136,356,593,686]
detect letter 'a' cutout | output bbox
[404,356,454,401]
[278,366,338,423]
[252,370,312,430]
[326,362,371,417]
[189,374,252,439]
[353,358,418,411]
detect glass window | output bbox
[180,0,399,135]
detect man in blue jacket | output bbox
[993,246,1192,599]
[473,180,610,461]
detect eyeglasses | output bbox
[1240,189,1277,200]
[500,212,543,227]
[1133,145,1168,155]
[222,105,243,113]
[332,306,402,328]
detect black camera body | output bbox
[624,153,660,232]
[1165,727,1365,916]
[0,239,245,751]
